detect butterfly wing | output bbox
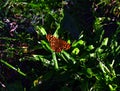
[46,34,70,52]
[46,34,54,42]
[46,34,61,52]
[53,38,70,52]
[59,39,71,50]
[50,38,61,52]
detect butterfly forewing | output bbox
[46,34,55,42]
[46,34,59,51]
[46,34,70,52]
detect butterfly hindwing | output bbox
[59,39,71,50]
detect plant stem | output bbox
[0,59,26,76]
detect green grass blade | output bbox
[0,59,26,76]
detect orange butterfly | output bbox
[46,34,71,52]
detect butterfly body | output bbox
[46,34,70,52]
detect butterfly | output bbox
[46,34,71,52]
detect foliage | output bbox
[0,0,120,91]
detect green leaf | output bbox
[41,40,52,52]
[96,48,103,53]
[32,54,51,67]
[86,68,93,78]
[87,45,94,51]
[72,40,85,47]
[72,48,80,55]
[62,51,76,64]
[99,61,110,74]
[0,59,26,76]
[52,52,59,70]
[101,37,109,46]
[36,26,47,35]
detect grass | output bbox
[0,0,120,91]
